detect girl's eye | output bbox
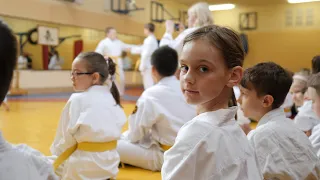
[199,66,208,73]
[180,65,188,72]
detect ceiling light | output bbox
[288,0,320,3]
[209,4,235,11]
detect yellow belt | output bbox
[160,144,172,151]
[284,107,291,113]
[53,141,117,171]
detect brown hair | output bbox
[240,62,293,109]
[308,73,320,97]
[312,55,320,74]
[183,25,244,107]
[77,52,121,106]
[105,27,115,34]
[0,21,17,103]
[144,23,155,33]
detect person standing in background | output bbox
[48,50,63,70]
[95,27,134,96]
[160,2,213,56]
[160,2,213,79]
[131,23,158,90]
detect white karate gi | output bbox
[95,38,134,95]
[17,55,27,69]
[117,76,196,171]
[131,34,158,90]
[159,27,198,56]
[310,124,320,157]
[48,55,63,70]
[50,85,126,180]
[294,100,320,132]
[281,93,294,118]
[162,107,262,180]
[248,108,320,179]
[0,132,57,180]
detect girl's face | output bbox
[71,59,96,91]
[290,84,305,107]
[180,39,242,111]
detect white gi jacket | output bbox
[162,107,262,180]
[50,85,126,179]
[95,38,132,57]
[126,76,196,148]
[248,108,320,179]
[48,55,63,70]
[294,100,320,132]
[131,34,158,72]
[0,132,57,180]
[310,123,320,157]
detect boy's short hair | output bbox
[151,46,178,77]
[312,55,320,74]
[144,23,155,33]
[308,73,320,97]
[105,27,115,34]
[0,21,17,103]
[240,62,293,109]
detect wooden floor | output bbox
[0,90,161,179]
[0,90,257,180]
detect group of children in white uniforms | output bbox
[2,5,320,180]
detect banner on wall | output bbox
[37,26,59,46]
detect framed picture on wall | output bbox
[239,12,258,30]
[37,26,59,46]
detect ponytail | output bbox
[228,89,238,120]
[75,52,122,107]
[107,57,122,107]
[228,89,237,107]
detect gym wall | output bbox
[0,0,188,70]
[212,2,320,72]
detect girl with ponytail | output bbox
[50,52,126,179]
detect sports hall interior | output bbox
[0,0,320,179]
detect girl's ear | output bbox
[227,66,243,88]
[92,72,100,85]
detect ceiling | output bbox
[175,0,289,6]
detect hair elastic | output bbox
[110,75,116,82]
